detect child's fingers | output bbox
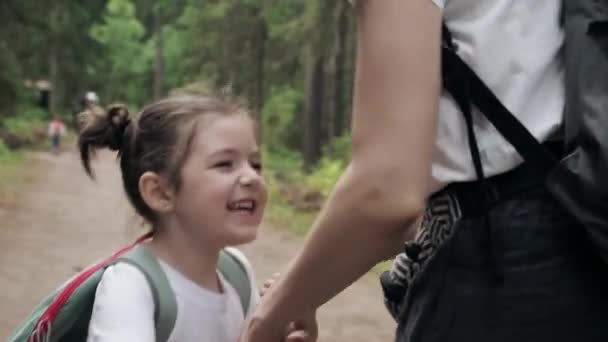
[284,330,313,342]
[259,273,282,296]
[263,278,275,288]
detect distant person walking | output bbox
[73,91,103,132]
[47,115,66,154]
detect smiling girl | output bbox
[78,96,315,342]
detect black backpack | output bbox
[442,0,608,262]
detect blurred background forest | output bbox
[0,0,358,233]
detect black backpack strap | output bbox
[441,22,557,177]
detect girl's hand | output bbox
[284,329,316,342]
[257,273,318,341]
[260,273,281,297]
[284,310,318,342]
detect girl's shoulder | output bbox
[98,262,153,294]
[87,263,156,341]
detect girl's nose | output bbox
[238,167,262,187]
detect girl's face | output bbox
[171,114,267,247]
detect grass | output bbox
[0,113,57,214]
[264,179,318,237]
[0,147,41,212]
[262,148,321,237]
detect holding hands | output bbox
[239,273,318,342]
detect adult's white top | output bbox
[430,0,564,192]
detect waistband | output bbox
[434,140,564,218]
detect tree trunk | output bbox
[48,41,59,115]
[333,1,349,138]
[322,69,332,149]
[344,12,356,133]
[303,49,324,172]
[48,2,61,115]
[253,14,267,140]
[153,12,165,100]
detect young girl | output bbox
[78,95,316,342]
[48,115,67,154]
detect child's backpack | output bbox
[9,234,252,342]
[440,0,608,263]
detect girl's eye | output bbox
[251,162,263,172]
[214,160,233,168]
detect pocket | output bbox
[563,0,608,55]
[564,0,608,27]
[396,224,461,342]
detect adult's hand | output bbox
[238,310,318,342]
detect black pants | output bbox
[395,164,608,342]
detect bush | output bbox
[263,139,350,235]
[262,86,303,151]
[0,140,12,160]
[1,111,47,149]
[323,134,351,164]
[19,107,49,120]
[263,147,302,178]
[307,158,343,195]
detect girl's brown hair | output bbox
[78,95,251,224]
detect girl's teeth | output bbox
[229,200,255,211]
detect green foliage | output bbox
[0,107,48,151]
[2,0,358,240]
[306,157,344,197]
[91,0,152,105]
[297,135,351,196]
[264,149,316,237]
[263,147,346,235]
[0,140,41,210]
[3,116,46,142]
[162,24,189,91]
[0,140,21,204]
[323,134,351,164]
[0,42,21,115]
[0,140,12,160]
[262,86,302,151]
[263,146,303,174]
[264,143,347,200]
[19,107,49,121]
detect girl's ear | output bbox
[139,171,175,213]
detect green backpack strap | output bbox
[218,249,252,315]
[118,245,177,342]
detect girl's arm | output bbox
[241,0,442,340]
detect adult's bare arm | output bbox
[240,1,442,340]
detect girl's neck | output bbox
[146,223,224,293]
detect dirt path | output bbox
[0,149,395,341]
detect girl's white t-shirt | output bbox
[86,248,259,342]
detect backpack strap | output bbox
[116,246,251,341]
[118,246,177,342]
[440,22,557,177]
[440,22,560,281]
[218,249,252,315]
